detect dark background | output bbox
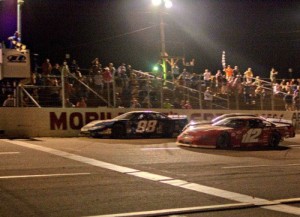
[1,0,300,78]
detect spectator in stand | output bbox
[293,86,300,110]
[76,97,87,108]
[171,63,180,78]
[130,98,141,108]
[103,67,113,84]
[61,60,70,77]
[2,94,15,107]
[273,83,283,96]
[203,69,212,87]
[182,100,192,109]
[7,31,21,49]
[283,91,294,111]
[41,58,52,79]
[232,74,243,94]
[233,66,241,78]
[69,59,79,73]
[178,68,191,87]
[51,63,61,77]
[215,70,223,93]
[90,58,102,85]
[117,63,128,88]
[224,65,234,80]
[162,98,173,109]
[244,67,254,83]
[65,98,75,108]
[204,87,214,109]
[93,69,104,95]
[270,68,278,84]
[108,63,116,78]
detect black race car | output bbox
[80,111,188,138]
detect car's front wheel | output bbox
[216,132,231,149]
[111,124,126,139]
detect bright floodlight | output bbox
[164,0,173,8]
[152,0,162,6]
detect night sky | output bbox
[1,0,300,78]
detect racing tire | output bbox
[216,132,231,149]
[111,124,126,139]
[268,132,281,148]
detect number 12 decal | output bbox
[242,128,262,143]
[136,120,158,133]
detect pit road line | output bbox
[3,139,300,216]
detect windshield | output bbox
[113,113,136,120]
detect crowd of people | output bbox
[0,55,299,111]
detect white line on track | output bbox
[3,139,300,216]
[141,147,180,150]
[0,173,90,179]
[223,164,300,169]
[0,152,20,155]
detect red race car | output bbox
[177,116,295,149]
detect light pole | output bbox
[152,0,172,79]
[17,0,24,42]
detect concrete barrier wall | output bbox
[0,107,296,138]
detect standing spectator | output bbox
[7,31,21,49]
[130,98,141,108]
[69,59,79,73]
[51,63,61,77]
[244,67,254,83]
[41,59,52,76]
[182,100,192,109]
[270,67,278,84]
[293,86,300,110]
[65,98,75,108]
[76,97,87,108]
[283,91,294,111]
[2,94,15,107]
[204,87,214,109]
[162,98,173,109]
[93,70,104,95]
[203,69,212,87]
[233,66,241,78]
[224,65,234,80]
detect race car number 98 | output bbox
[136,120,158,133]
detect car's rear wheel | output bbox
[111,124,126,139]
[268,132,281,148]
[216,132,231,149]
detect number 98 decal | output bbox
[136,120,158,133]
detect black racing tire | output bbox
[268,132,281,148]
[216,132,231,149]
[111,124,126,139]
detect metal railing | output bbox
[0,70,294,111]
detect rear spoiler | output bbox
[265,118,292,124]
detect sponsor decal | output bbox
[7,54,26,63]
